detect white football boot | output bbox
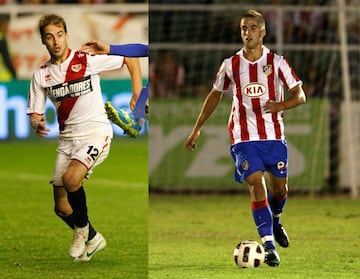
[76,232,107,262]
[69,223,89,259]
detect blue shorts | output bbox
[230,140,288,183]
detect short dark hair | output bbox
[39,14,67,40]
[241,9,265,29]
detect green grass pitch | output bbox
[3,137,360,278]
[149,194,360,279]
[0,137,148,279]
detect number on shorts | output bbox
[87,145,99,160]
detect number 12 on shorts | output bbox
[87,145,99,161]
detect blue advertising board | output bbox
[0,80,147,140]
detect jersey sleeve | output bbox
[213,59,232,92]
[86,53,125,74]
[109,44,148,57]
[277,55,302,90]
[27,73,47,115]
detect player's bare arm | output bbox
[184,88,223,151]
[80,40,110,55]
[263,84,306,113]
[125,57,143,110]
[30,113,50,137]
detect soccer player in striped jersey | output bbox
[184,9,306,267]
[27,14,143,261]
[80,40,149,138]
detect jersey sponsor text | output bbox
[243,82,266,97]
[46,75,92,102]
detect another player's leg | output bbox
[105,85,148,138]
[105,102,141,138]
[247,172,280,267]
[133,85,149,125]
[268,175,290,248]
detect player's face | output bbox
[42,24,69,64]
[240,17,265,49]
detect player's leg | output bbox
[53,185,97,236]
[245,172,276,249]
[133,85,149,124]
[70,137,110,261]
[246,172,281,267]
[52,141,99,259]
[105,85,148,138]
[51,148,78,230]
[53,185,75,229]
[105,102,141,137]
[230,143,280,266]
[62,160,89,227]
[62,160,91,258]
[266,140,290,248]
[267,174,289,248]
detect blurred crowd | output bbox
[1,0,359,100]
[0,0,147,3]
[149,0,360,99]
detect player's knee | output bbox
[272,184,288,198]
[54,205,72,217]
[248,183,267,201]
[62,172,81,192]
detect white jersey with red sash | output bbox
[213,46,302,145]
[27,49,125,140]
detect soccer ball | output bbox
[233,240,265,268]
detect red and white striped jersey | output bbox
[213,46,302,144]
[27,49,125,140]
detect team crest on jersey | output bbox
[262,65,272,76]
[241,160,249,171]
[277,161,287,170]
[71,64,82,73]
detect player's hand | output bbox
[263,100,283,113]
[79,40,110,55]
[184,130,200,151]
[34,116,50,137]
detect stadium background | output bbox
[0,1,359,278]
[149,0,360,198]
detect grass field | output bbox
[2,138,359,278]
[149,194,360,279]
[0,138,148,279]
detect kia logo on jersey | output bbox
[243,82,266,97]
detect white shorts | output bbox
[50,136,111,186]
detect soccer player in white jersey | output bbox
[184,9,306,267]
[27,14,143,261]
